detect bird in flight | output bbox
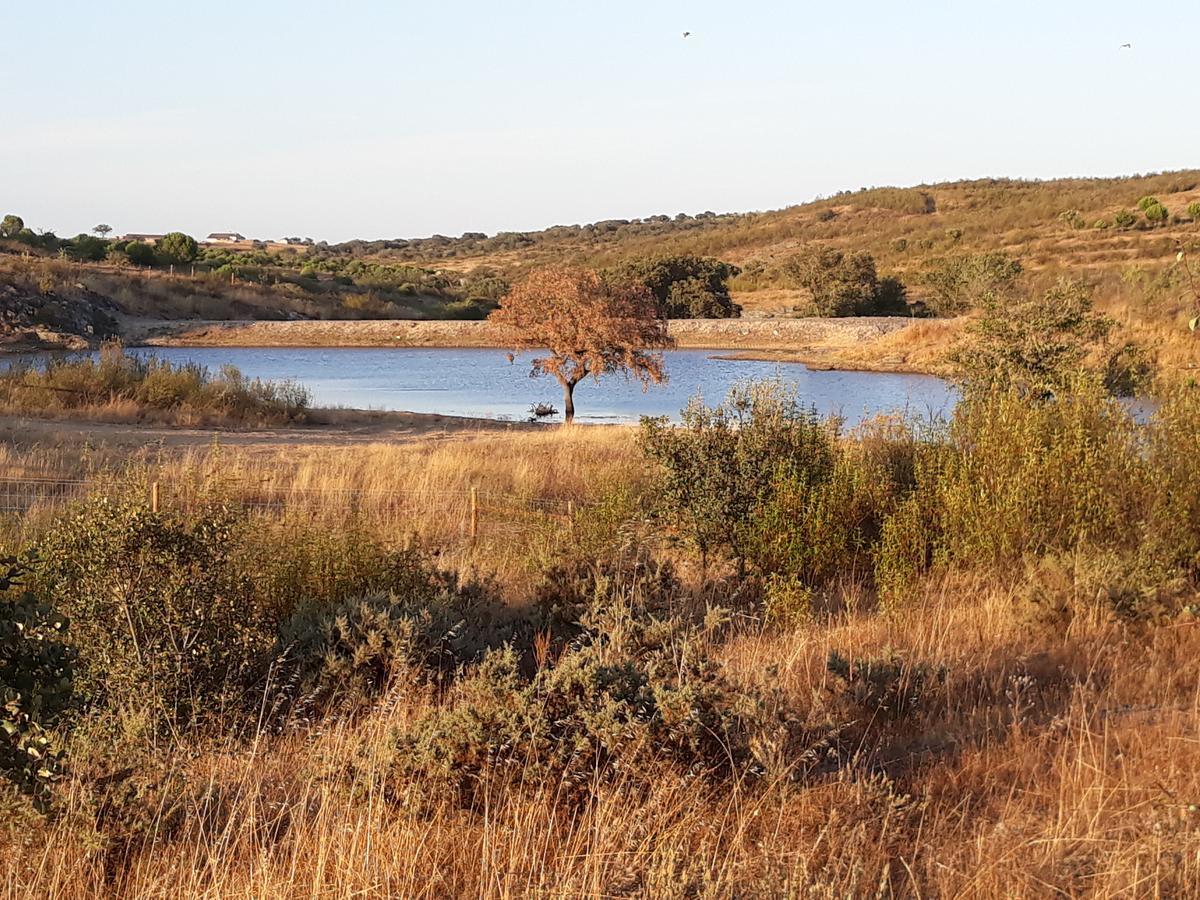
[1120,43,1132,48]
[682,31,691,38]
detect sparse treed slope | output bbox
[3,172,1199,371]
[378,172,1200,280]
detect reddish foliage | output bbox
[489,266,675,420]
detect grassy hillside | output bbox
[3,171,1199,374]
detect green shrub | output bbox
[746,451,896,588]
[779,246,904,316]
[0,214,24,239]
[1113,209,1138,230]
[1188,201,1200,221]
[124,241,156,266]
[396,589,766,804]
[157,232,198,264]
[607,254,742,319]
[32,498,274,735]
[1137,195,1160,213]
[0,556,74,805]
[948,279,1114,398]
[1143,201,1169,226]
[277,580,513,716]
[761,573,814,627]
[640,380,835,573]
[1060,210,1086,230]
[532,552,681,638]
[917,252,1022,317]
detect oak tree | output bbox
[490,266,674,423]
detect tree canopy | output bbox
[609,254,742,318]
[779,245,907,316]
[0,215,24,239]
[489,265,674,423]
[949,279,1114,398]
[918,252,1022,317]
[157,232,199,264]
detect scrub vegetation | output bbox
[2,281,1199,895]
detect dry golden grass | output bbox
[3,575,1196,898]
[3,397,1199,896]
[0,426,644,585]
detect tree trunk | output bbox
[561,378,576,424]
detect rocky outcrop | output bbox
[0,281,122,351]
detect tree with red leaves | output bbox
[490,266,675,423]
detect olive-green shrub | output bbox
[33,499,274,735]
[1,555,75,804]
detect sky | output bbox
[2,1,1198,243]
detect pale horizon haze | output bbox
[3,0,1198,243]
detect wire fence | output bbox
[0,476,581,540]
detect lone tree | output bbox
[490,265,674,423]
[92,223,113,239]
[0,214,24,238]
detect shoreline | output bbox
[120,315,957,375]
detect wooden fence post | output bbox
[469,487,479,541]
[150,481,160,514]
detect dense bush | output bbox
[640,381,835,573]
[948,279,1114,398]
[0,556,74,804]
[395,586,767,804]
[745,418,919,588]
[1113,209,1138,230]
[875,384,1200,610]
[125,241,156,266]
[156,232,198,264]
[778,246,906,316]
[0,214,24,239]
[608,254,742,319]
[277,560,516,716]
[32,499,274,735]
[917,252,1022,317]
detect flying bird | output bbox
[682,31,691,38]
[1120,43,1132,49]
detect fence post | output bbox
[469,487,479,541]
[150,481,160,514]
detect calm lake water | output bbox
[86,347,955,425]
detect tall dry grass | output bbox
[3,576,1196,898]
[2,392,1199,897]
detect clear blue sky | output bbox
[3,1,1197,243]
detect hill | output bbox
[3,171,1199,374]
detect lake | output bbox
[91,347,956,425]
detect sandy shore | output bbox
[128,316,957,374]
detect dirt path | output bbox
[0,409,528,454]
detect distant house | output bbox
[120,233,166,244]
[205,232,246,244]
